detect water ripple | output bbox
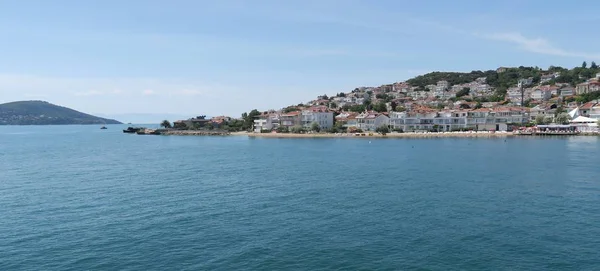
[1,126,600,270]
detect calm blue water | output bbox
[1,125,600,270]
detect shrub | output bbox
[375,125,390,135]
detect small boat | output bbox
[100,126,107,130]
[123,127,144,134]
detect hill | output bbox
[0,101,122,125]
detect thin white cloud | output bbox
[482,32,600,59]
[142,89,155,95]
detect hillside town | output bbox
[167,64,600,135]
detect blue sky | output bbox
[1,0,600,121]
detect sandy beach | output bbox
[159,130,231,136]
[247,131,516,138]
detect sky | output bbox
[1,0,600,121]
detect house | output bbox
[356,112,389,131]
[466,108,527,131]
[253,113,280,132]
[451,84,466,92]
[540,73,559,84]
[453,100,477,109]
[590,82,600,92]
[332,97,345,103]
[343,97,356,103]
[576,82,590,94]
[531,89,552,101]
[497,67,509,73]
[482,102,500,108]
[390,92,406,99]
[390,110,468,132]
[335,112,358,129]
[311,99,329,106]
[548,85,560,96]
[559,87,575,97]
[409,91,429,100]
[436,80,449,92]
[517,77,533,88]
[492,107,529,128]
[580,101,600,119]
[279,111,301,127]
[434,88,454,99]
[301,107,334,130]
[507,87,527,103]
[529,105,556,121]
[470,84,492,97]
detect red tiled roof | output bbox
[282,111,301,116]
[581,102,596,110]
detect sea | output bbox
[1,125,600,270]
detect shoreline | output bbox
[247,132,516,138]
[138,130,600,138]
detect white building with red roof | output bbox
[356,112,389,131]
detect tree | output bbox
[333,121,347,133]
[374,101,387,112]
[349,104,366,112]
[173,122,187,129]
[242,109,261,130]
[310,122,320,132]
[160,120,172,129]
[591,61,598,69]
[544,115,554,124]
[474,102,482,109]
[555,113,570,125]
[535,115,546,125]
[276,126,289,133]
[330,102,338,109]
[395,105,406,112]
[582,61,588,69]
[375,125,389,135]
[291,126,306,134]
[456,87,470,97]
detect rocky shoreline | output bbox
[136,129,231,136]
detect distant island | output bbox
[0,101,122,125]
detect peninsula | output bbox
[0,101,121,125]
[153,63,599,137]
